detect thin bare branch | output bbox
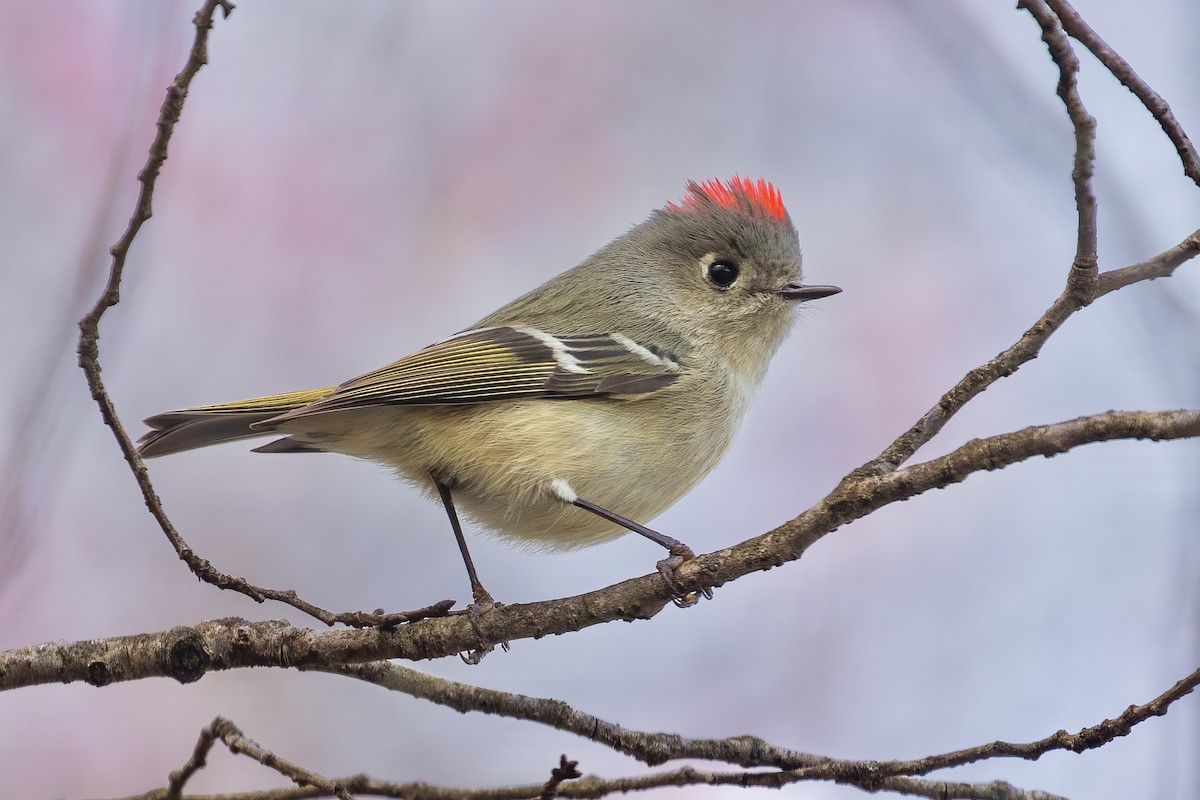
[156,717,353,800]
[1044,0,1200,187]
[861,0,1120,476]
[156,658,1172,799]
[539,756,581,800]
[858,291,1078,477]
[95,771,1074,800]
[1098,228,1200,297]
[324,661,823,769]
[1020,0,1099,302]
[876,778,1066,800]
[325,659,1196,792]
[70,0,448,629]
[163,715,221,800]
[857,223,1200,476]
[108,734,1069,800]
[853,223,1200,482]
[890,408,1200,497]
[112,667,1192,800]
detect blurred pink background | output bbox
[1,2,1197,798]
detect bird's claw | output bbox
[656,551,713,608]
[459,598,509,664]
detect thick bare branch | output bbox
[4,410,1195,685]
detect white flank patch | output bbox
[548,478,578,503]
[515,326,589,374]
[611,333,682,371]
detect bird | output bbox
[137,176,840,608]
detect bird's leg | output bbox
[571,497,692,556]
[432,476,508,663]
[432,477,496,609]
[553,481,712,606]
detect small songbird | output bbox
[138,177,840,606]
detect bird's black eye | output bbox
[706,260,739,288]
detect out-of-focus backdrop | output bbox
[1,2,1197,798]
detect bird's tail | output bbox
[137,388,334,458]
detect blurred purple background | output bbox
[1,2,1198,798]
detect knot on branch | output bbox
[86,660,112,687]
[169,628,211,684]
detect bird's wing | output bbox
[266,326,685,422]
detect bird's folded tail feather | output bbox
[137,388,334,458]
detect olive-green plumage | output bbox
[138,177,839,551]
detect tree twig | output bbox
[161,717,353,800]
[108,771,1067,800]
[1019,0,1099,304]
[106,656,1200,800]
[1097,228,1200,297]
[857,0,1200,476]
[1043,0,1200,187]
[326,660,1198,787]
[539,756,581,800]
[71,0,449,629]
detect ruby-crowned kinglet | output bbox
[138,177,840,606]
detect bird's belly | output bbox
[304,396,735,550]
[453,400,731,548]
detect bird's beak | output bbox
[777,283,842,302]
